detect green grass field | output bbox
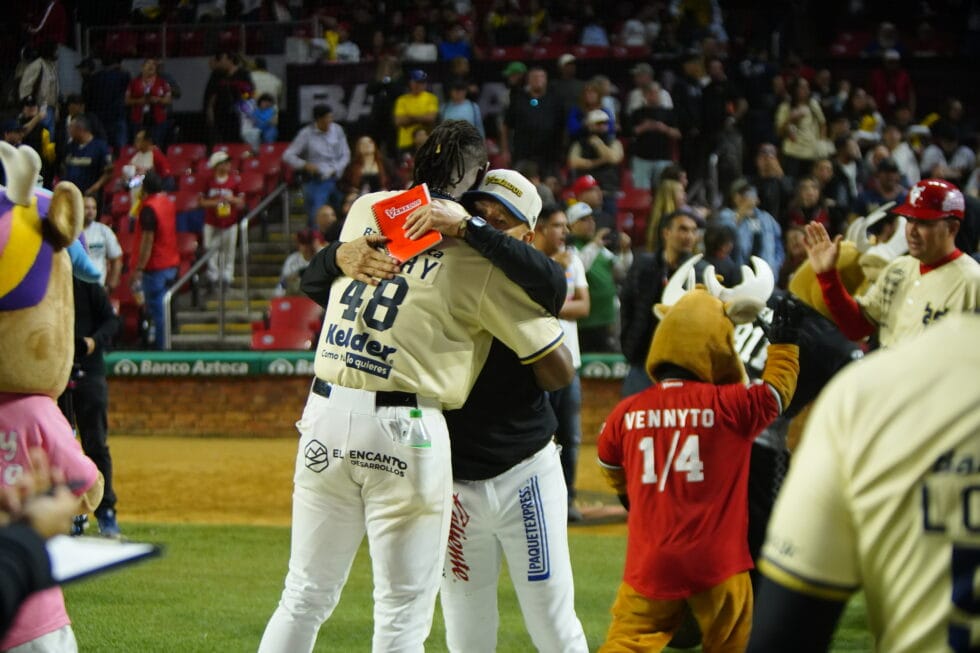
[64,523,873,652]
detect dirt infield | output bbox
[110,436,627,531]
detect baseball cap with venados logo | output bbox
[893,178,965,221]
[462,169,542,229]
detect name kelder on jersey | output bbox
[319,251,443,379]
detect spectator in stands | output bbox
[199,151,245,292]
[751,143,793,225]
[120,130,173,203]
[881,124,920,186]
[16,97,56,185]
[251,94,279,144]
[864,20,906,58]
[620,209,703,396]
[402,24,438,62]
[314,203,341,243]
[626,62,673,114]
[125,58,172,149]
[567,80,614,141]
[332,23,361,63]
[249,57,282,105]
[515,159,556,206]
[205,51,254,145]
[870,49,915,118]
[439,80,484,137]
[273,228,319,297]
[552,53,584,117]
[703,222,740,286]
[570,173,616,238]
[778,225,807,288]
[283,104,351,230]
[438,23,473,61]
[446,57,480,103]
[131,172,178,350]
[827,135,868,230]
[717,178,785,273]
[920,122,976,185]
[845,87,885,143]
[87,56,131,152]
[18,41,59,137]
[785,176,833,232]
[0,121,26,184]
[626,80,680,190]
[393,70,438,157]
[566,201,632,353]
[365,57,405,158]
[567,109,624,220]
[485,0,529,46]
[932,97,974,146]
[500,67,565,177]
[499,60,528,117]
[672,49,708,187]
[533,204,589,522]
[592,75,621,126]
[646,178,687,252]
[82,196,123,292]
[704,57,748,192]
[62,115,113,201]
[775,77,827,180]
[579,7,610,46]
[340,135,398,195]
[25,0,68,47]
[853,158,907,219]
[56,94,105,167]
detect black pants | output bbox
[747,442,789,593]
[59,375,116,515]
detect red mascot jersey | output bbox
[598,379,781,599]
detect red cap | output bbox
[571,175,599,195]
[894,179,965,221]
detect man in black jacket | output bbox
[57,279,120,537]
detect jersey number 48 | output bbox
[639,431,704,491]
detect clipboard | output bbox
[371,184,443,262]
[46,535,162,584]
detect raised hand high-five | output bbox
[802,222,843,275]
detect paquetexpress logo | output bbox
[304,439,329,472]
[267,358,296,375]
[113,359,140,375]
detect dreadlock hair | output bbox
[412,120,487,197]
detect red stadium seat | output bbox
[103,32,138,58]
[178,29,206,56]
[257,152,283,189]
[167,154,196,176]
[217,29,241,52]
[258,142,290,158]
[140,30,164,58]
[213,143,254,162]
[617,188,652,214]
[251,328,313,351]
[240,157,262,173]
[110,193,132,219]
[266,296,324,331]
[115,227,139,260]
[178,174,205,193]
[118,145,137,162]
[167,143,207,163]
[239,171,265,209]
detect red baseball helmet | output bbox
[893,179,965,220]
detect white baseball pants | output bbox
[439,441,588,653]
[258,384,452,653]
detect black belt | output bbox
[312,378,417,408]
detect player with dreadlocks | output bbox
[258,121,572,653]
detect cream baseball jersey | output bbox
[759,314,980,653]
[857,252,980,347]
[314,192,565,410]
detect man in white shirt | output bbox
[81,196,122,292]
